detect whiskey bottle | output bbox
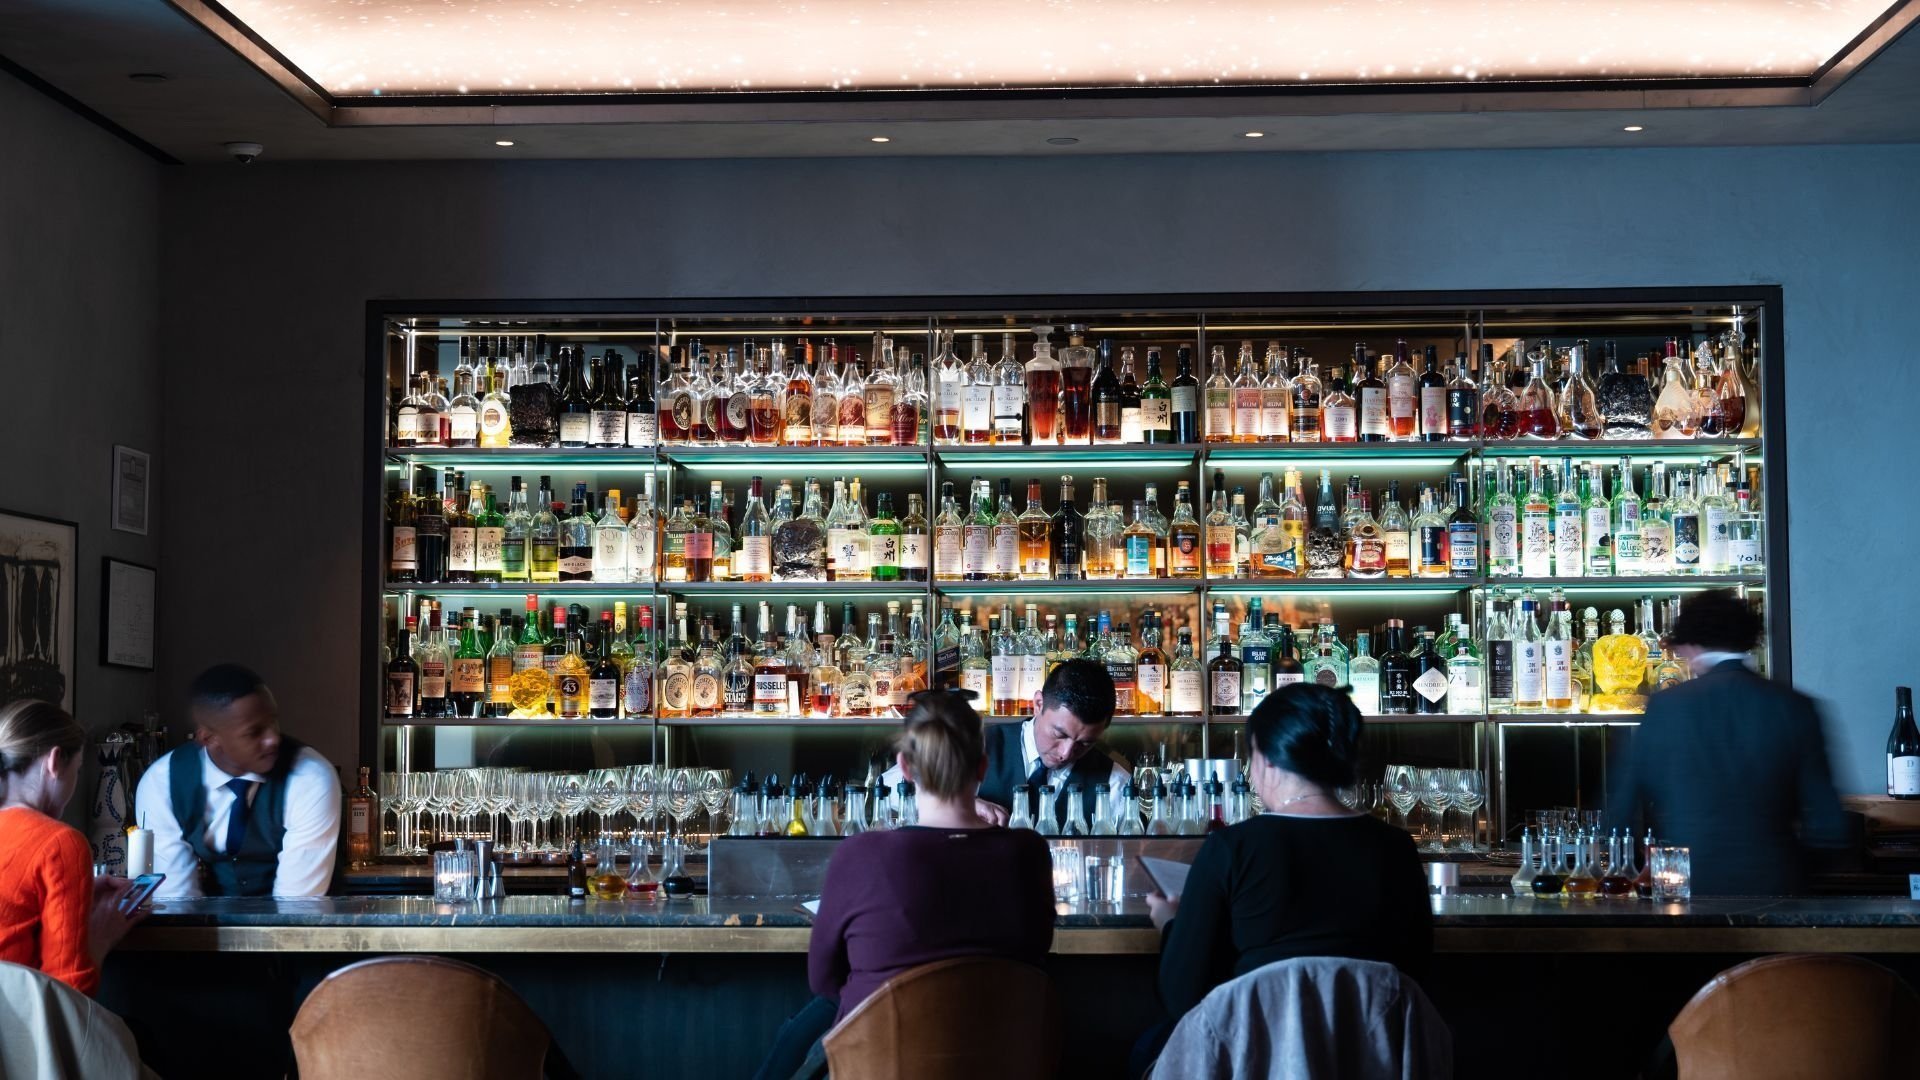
[1118,346,1144,443]
[1260,342,1291,441]
[932,329,964,444]
[1017,480,1052,580]
[1203,345,1233,443]
[1384,339,1418,440]
[1289,350,1323,442]
[1051,476,1084,580]
[1167,480,1201,579]
[1169,345,1199,444]
[557,346,593,448]
[1355,344,1389,442]
[347,766,378,868]
[414,470,448,583]
[1019,330,1053,445]
[1230,342,1262,444]
[900,492,930,582]
[933,481,964,582]
[991,478,1020,582]
[1091,339,1123,443]
[385,616,419,719]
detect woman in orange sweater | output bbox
[0,700,140,995]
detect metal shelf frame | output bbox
[365,288,1787,841]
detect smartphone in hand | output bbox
[118,873,165,915]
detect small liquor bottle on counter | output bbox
[347,766,378,868]
[567,835,587,900]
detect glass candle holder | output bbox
[1649,845,1691,901]
[433,850,474,903]
[1050,843,1085,904]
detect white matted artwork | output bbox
[101,558,156,671]
[0,508,77,712]
[112,445,150,535]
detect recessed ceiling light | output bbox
[1623,125,1645,132]
[495,139,515,146]
[869,136,891,143]
[1243,131,1266,138]
[1046,137,1080,145]
[127,72,169,84]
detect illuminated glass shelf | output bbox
[665,445,927,467]
[379,716,655,727]
[1205,579,1473,594]
[384,580,658,595]
[1209,711,1642,726]
[385,447,664,468]
[657,715,904,727]
[936,445,1199,469]
[936,578,1200,596]
[664,580,926,597]
[1479,575,1758,593]
[1204,443,1472,463]
[1478,438,1759,459]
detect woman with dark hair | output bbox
[755,690,1055,1079]
[1134,684,1432,1070]
[0,700,142,994]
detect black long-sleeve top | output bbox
[1157,813,1434,1018]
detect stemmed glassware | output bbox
[698,770,731,848]
[626,765,658,848]
[1450,770,1487,853]
[483,770,515,847]
[588,768,626,841]
[450,769,485,841]
[379,772,406,855]
[1416,769,1452,853]
[530,774,559,856]
[666,769,696,843]
[555,774,589,843]
[425,771,458,846]
[1383,765,1418,830]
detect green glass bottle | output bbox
[451,609,486,717]
[869,492,903,581]
[1140,347,1173,444]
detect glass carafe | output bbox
[1510,826,1536,896]
[1562,830,1600,898]
[1653,349,1697,437]
[1530,831,1567,896]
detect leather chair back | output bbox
[1669,953,1920,1080]
[290,956,552,1080]
[822,957,1060,1080]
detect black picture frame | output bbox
[0,506,79,713]
[100,556,156,671]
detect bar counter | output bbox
[122,894,1920,955]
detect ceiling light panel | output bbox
[218,0,1892,98]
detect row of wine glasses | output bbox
[378,766,734,860]
[1377,766,1487,853]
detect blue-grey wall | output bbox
[1,68,162,757]
[159,145,1920,791]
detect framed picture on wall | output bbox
[101,558,156,671]
[0,508,77,712]
[112,445,150,535]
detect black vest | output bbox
[168,738,307,897]
[977,721,1117,827]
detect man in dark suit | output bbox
[1608,590,1847,895]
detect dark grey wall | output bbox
[1,69,161,746]
[159,146,1920,791]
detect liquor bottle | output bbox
[1168,345,1200,444]
[1305,469,1343,579]
[1405,629,1446,715]
[736,476,773,582]
[1237,604,1272,712]
[1135,613,1168,715]
[623,607,655,718]
[444,475,477,584]
[1444,352,1478,440]
[1059,325,1096,444]
[1415,345,1448,441]
[1051,475,1084,580]
[1021,329,1056,444]
[622,349,657,448]
[747,346,780,446]
[1355,344,1390,442]
[558,485,594,582]
[529,476,560,583]
[1552,459,1584,578]
[1412,488,1448,579]
[1167,480,1201,579]
[891,345,925,446]
[1482,591,1514,714]
[1207,638,1243,717]
[1611,459,1645,576]
[991,610,1020,717]
[1486,465,1520,577]
[388,479,418,583]
[420,374,449,447]
[345,765,379,868]
[558,346,593,448]
[1713,336,1751,436]
[1203,344,1233,443]
[1581,464,1613,577]
[447,346,481,448]
[1229,341,1262,444]
[1018,479,1052,580]
[991,478,1021,582]
[449,609,485,717]
[1139,347,1173,443]
[900,492,930,582]
[1699,466,1735,575]
[835,348,868,447]
[586,351,624,448]
[1259,342,1292,442]
[806,342,840,447]
[1446,475,1479,579]
[1204,472,1236,579]
[1092,339,1124,443]
[1516,345,1559,439]
[933,481,965,582]
[386,616,419,718]
[1668,468,1703,574]
[414,471,447,583]
[418,605,450,718]
[1347,630,1381,714]
[1640,463,1674,575]
[932,329,964,444]
[1378,481,1411,579]
[1165,628,1202,716]
[1376,620,1413,715]
[1321,364,1358,443]
[589,623,621,719]
[484,612,516,718]
[1445,639,1484,715]
[1544,594,1576,713]
[863,336,898,445]
[1289,350,1323,442]
[960,478,992,582]
[866,492,902,581]
[1271,623,1305,689]
[960,334,994,445]
[1888,688,1920,800]
[691,618,724,718]
[1511,593,1546,713]
[1652,340,1696,437]
[1596,340,1653,438]
[1558,341,1603,439]
[1385,339,1419,440]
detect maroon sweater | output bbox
[808,825,1056,1020]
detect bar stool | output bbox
[290,956,557,1080]
[1669,953,1920,1080]
[821,957,1060,1080]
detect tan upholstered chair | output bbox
[821,957,1060,1080]
[1669,954,1920,1080]
[290,956,554,1080]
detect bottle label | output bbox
[992,387,1025,432]
[557,553,593,578]
[1419,386,1448,434]
[1020,654,1048,702]
[477,401,509,437]
[448,527,476,572]
[1257,544,1300,574]
[1232,389,1261,436]
[1418,525,1447,571]
[1672,514,1701,568]
[1347,672,1380,715]
[992,527,1019,576]
[628,529,655,580]
[1137,663,1166,711]
[452,658,485,694]
[628,412,658,447]
[1125,534,1153,577]
[691,673,721,709]
[662,669,691,710]
[1388,376,1417,424]
[753,672,787,709]
[901,533,929,570]
[1703,507,1731,569]
[1171,385,1197,420]
[1205,387,1232,435]
[684,533,714,559]
[1172,532,1200,572]
[395,411,420,444]
[625,668,653,714]
[1521,512,1552,573]
[420,662,446,700]
[1142,398,1171,433]
[1205,525,1237,572]
[935,529,962,575]
[1107,659,1137,710]
[1488,506,1518,560]
[991,656,1017,700]
[1384,529,1410,567]
[962,384,993,431]
[1487,639,1515,699]
[589,677,618,711]
[1413,667,1448,704]
[1211,670,1242,709]
[1323,404,1357,440]
[1891,755,1920,797]
[1545,640,1572,701]
[1170,669,1203,714]
[1272,672,1305,689]
[449,408,479,443]
[1358,388,1389,435]
[1446,388,1478,433]
[592,410,626,445]
[559,414,591,444]
[475,527,505,572]
[962,668,989,701]
[1728,538,1762,567]
[594,532,626,575]
[385,672,415,715]
[961,527,990,576]
[1448,665,1484,711]
[1447,526,1477,573]
[488,656,513,701]
[783,394,812,441]
[389,527,417,573]
[1554,509,1584,574]
[1514,641,1544,701]
[739,536,772,577]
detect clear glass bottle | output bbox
[1517,346,1560,439]
[1203,344,1234,443]
[1557,341,1603,439]
[960,334,994,445]
[1347,630,1381,714]
[932,328,964,445]
[1019,329,1054,445]
[1668,468,1703,574]
[1289,351,1323,442]
[1652,340,1696,437]
[1640,463,1674,576]
[1231,341,1262,444]
[1259,342,1292,441]
[1169,628,1203,717]
[1378,481,1412,579]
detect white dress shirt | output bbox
[882,719,1133,822]
[133,744,341,898]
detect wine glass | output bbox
[666,769,696,843]
[699,769,731,845]
[1451,770,1487,853]
[626,764,658,848]
[588,768,627,841]
[1383,765,1418,830]
[1416,769,1451,853]
[379,772,404,855]
[450,769,485,841]
[530,773,560,856]
[483,769,515,847]
[424,771,458,846]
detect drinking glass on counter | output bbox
[1650,846,1692,901]
[626,765,659,847]
[1449,770,1486,853]
[432,850,474,903]
[699,770,732,845]
[1416,769,1452,853]
[666,769,697,842]
[1050,844,1085,903]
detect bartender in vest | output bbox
[134,665,341,897]
[889,659,1132,828]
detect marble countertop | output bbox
[131,893,1920,930]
